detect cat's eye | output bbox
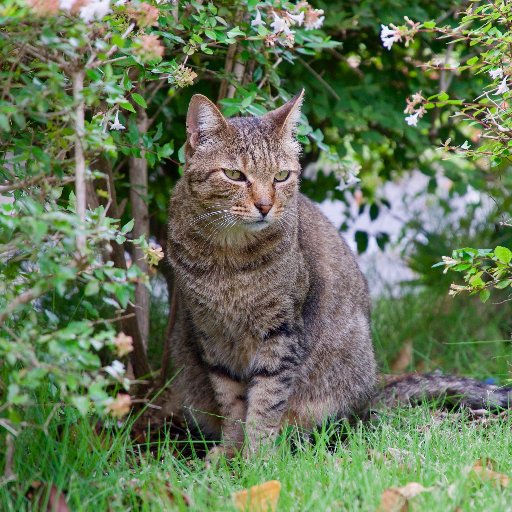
[274,170,291,182]
[223,169,246,181]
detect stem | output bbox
[72,70,87,254]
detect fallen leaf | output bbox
[390,341,413,373]
[472,459,510,488]
[378,488,407,512]
[232,480,281,512]
[377,482,430,512]
[26,482,70,512]
[395,483,429,498]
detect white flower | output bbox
[105,360,126,379]
[109,111,125,131]
[79,0,111,23]
[306,15,324,30]
[270,12,292,35]
[59,0,75,10]
[347,55,360,68]
[304,8,324,30]
[495,76,509,95]
[405,112,420,126]
[251,8,265,27]
[114,0,127,5]
[489,68,503,80]
[380,24,400,51]
[460,140,471,150]
[287,11,304,26]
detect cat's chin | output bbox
[244,220,271,232]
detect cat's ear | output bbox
[266,89,304,138]
[186,94,228,150]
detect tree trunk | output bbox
[129,108,150,351]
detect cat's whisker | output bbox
[198,213,235,251]
[186,210,229,231]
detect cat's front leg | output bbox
[208,368,247,456]
[245,325,305,455]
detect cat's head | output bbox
[184,92,304,232]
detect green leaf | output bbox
[84,281,100,296]
[119,101,136,113]
[466,56,479,66]
[495,279,512,289]
[494,246,512,264]
[121,218,134,234]
[71,396,90,416]
[355,230,368,254]
[131,93,147,109]
[479,289,490,303]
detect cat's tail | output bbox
[370,372,512,411]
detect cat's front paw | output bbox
[205,444,238,466]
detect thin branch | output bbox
[2,434,15,483]
[0,284,48,324]
[0,175,75,194]
[72,69,87,253]
[297,57,340,100]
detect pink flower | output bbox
[106,394,132,418]
[304,8,324,30]
[135,34,165,62]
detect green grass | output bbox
[1,289,511,511]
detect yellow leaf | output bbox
[472,460,510,488]
[232,480,281,512]
[377,482,430,512]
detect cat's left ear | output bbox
[186,94,228,150]
[266,89,304,138]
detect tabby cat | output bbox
[165,92,511,457]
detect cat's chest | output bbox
[181,265,294,331]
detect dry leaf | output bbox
[232,480,281,512]
[377,482,430,512]
[26,482,70,512]
[472,459,510,488]
[390,341,413,373]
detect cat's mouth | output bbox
[244,218,271,231]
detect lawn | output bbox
[1,289,511,511]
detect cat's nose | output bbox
[254,202,272,216]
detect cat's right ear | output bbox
[186,95,228,152]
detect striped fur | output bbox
[166,93,376,454]
[165,94,510,457]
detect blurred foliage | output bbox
[1,0,511,445]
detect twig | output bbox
[0,174,75,194]
[257,57,283,90]
[297,57,340,100]
[0,284,48,324]
[3,434,15,482]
